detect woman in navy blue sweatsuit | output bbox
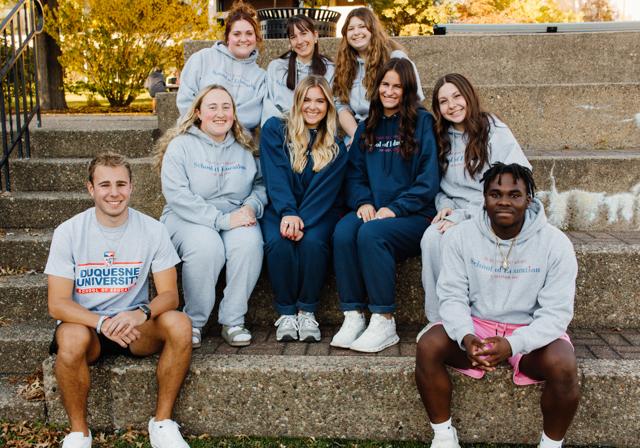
[261,75,348,343]
[331,58,440,353]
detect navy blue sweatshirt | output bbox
[260,117,348,228]
[345,108,440,218]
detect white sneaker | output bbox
[297,311,321,342]
[430,426,461,448]
[330,311,366,348]
[61,431,92,448]
[148,417,189,448]
[350,313,400,353]
[191,327,202,349]
[275,315,298,341]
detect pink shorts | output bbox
[434,317,572,386]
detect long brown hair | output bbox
[224,1,263,49]
[154,85,255,173]
[280,15,330,90]
[432,73,491,177]
[333,8,400,104]
[363,58,419,160]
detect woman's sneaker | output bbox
[297,311,321,342]
[330,311,366,348]
[350,313,399,353]
[191,327,202,349]
[275,315,298,341]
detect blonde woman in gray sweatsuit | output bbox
[155,84,267,349]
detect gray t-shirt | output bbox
[45,207,180,316]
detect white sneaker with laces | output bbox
[275,315,299,341]
[61,431,92,448]
[297,311,321,342]
[350,313,400,353]
[330,311,366,348]
[430,426,461,448]
[148,417,189,448]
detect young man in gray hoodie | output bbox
[415,163,580,448]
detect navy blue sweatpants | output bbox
[333,211,429,313]
[262,208,341,315]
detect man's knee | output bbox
[55,324,94,362]
[156,311,192,346]
[416,327,450,369]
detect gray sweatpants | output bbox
[420,223,444,323]
[162,213,264,328]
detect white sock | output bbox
[540,431,563,448]
[430,418,455,439]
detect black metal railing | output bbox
[1,0,43,191]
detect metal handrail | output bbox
[1,0,44,192]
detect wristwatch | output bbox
[138,304,152,321]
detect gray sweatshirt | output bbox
[177,41,266,131]
[160,126,267,231]
[436,117,531,224]
[437,199,577,356]
[334,49,424,122]
[261,56,335,126]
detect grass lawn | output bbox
[0,421,545,448]
[49,92,154,114]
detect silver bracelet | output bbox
[96,315,108,334]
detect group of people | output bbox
[46,2,581,448]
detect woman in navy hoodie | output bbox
[261,75,348,343]
[331,58,439,353]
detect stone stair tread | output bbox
[0,374,45,421]
[41,342,640,446]
[0,321,54,374]
[35,114,157,131]
[0,191,88,200]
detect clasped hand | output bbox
[281,215,304,241]
[357,204,395,222]
[230,205,257,229]
[101,310,146,348]
[463,334,513,371]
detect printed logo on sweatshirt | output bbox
[193,161,246,176]
[74,262,143,294]
[374,135,401,153]
[447,151,465,168]
[470,257,541,279]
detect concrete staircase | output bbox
[0,31,639,446]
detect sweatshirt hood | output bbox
[476,197,547,244]
[186,125,237,150]
[213,40,259,64]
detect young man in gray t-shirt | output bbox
[45,152,191,448]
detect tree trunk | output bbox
[36,0,67,110]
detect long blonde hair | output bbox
[333,8,401,104]
[286,75,338,174]
[153,85,255,172]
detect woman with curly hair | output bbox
[155,85,267,349]
[177,1,266,132]
[261,15,334,125]
[333,7,424,144]
[331,58,439,353]
[420,73,531,326]
[261,75,348,342]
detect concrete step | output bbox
[191,32,640,86]
[0,229,52,271]
[0,374,46,422]
[1,231,638,329]
[9,151,640,195]
[31,115,157,158]
[42,327,640,446]
[0,191,161,229]
[0,321,52,374]
[11,157,160,195]
[157,83,640,151]
[0,274,48,324]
